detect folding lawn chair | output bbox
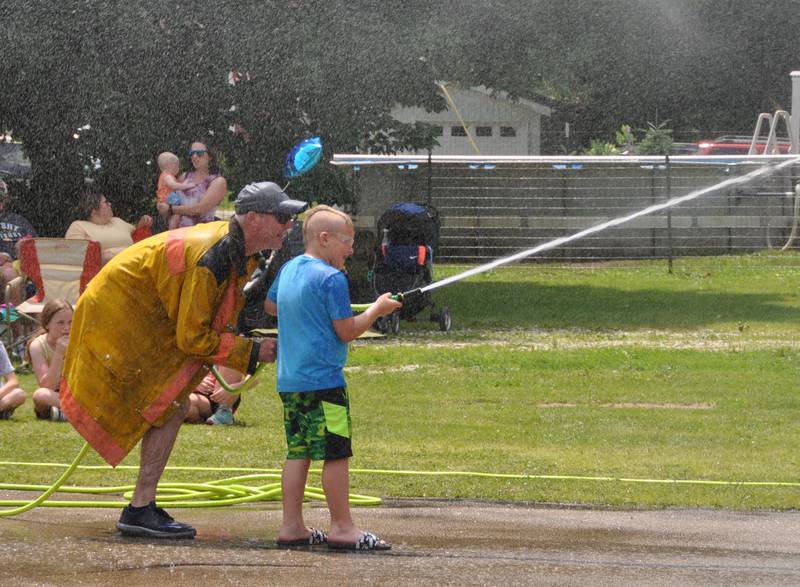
[0,238,102,360]
[14,237,102,315]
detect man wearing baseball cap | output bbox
[234,181,308,218]
[62,181,306,539]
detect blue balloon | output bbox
[284,136,323,178]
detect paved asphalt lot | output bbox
[2,497,799,585]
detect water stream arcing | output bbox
[421,157,800,293]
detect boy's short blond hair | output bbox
[157,151,180,170]
[302,204,353,245]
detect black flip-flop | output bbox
[328,531,391,551]
[276,527,328,547]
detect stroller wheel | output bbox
[438,307,452,332]
[390,311,401,334]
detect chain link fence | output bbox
[338,155,800,266]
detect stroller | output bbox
[369,202,451,334]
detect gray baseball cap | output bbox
[234,181,307,216]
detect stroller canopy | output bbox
[377,202,440,250]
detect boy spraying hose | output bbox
[61,181,307,539]
[266,205,401,550]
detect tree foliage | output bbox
[0,1,442,232]
[1,1,798,234]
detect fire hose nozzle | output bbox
[395,288,422,303]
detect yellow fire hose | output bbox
[2,456,799,517]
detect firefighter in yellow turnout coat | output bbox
[62,220,254,464]
[61,182,306,539]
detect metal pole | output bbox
[649,166,656,257]
[791,71,800,154]
[426,148,432,207]
[665,154,673,274]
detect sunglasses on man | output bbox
[188,149,207,157]
[267,211,294,224]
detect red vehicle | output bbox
[695,135,791,155]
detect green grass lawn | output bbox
[2,252,800,510]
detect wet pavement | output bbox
[2,498,799,586]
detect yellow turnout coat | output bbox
[61,220,259,466]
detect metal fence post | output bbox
[426,148,433,207]
[666,154,674,273]
[649,165,656,257]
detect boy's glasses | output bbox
[188,149,207,157]
[333,233,354,245]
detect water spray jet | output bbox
[393,156,800,298]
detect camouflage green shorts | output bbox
[279,387,353,461]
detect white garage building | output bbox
[390,84,553,156]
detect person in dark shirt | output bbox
[0,179,36,308]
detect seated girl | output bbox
[29,299,73,422]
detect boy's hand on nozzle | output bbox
[374,292,403,317]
